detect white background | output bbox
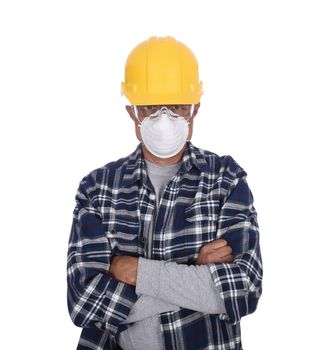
[1,1,327,349]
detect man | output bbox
[67,36,263,350]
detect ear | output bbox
[126,105,137,121]
[192,102,201,118]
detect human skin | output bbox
[109,239,234,286]
[109,103,234,286]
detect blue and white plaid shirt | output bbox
[66,141,263,350]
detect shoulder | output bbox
[194,144,247,180]
[77,153,131,193]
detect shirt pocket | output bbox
[104,213,141,256]
[183,200,219,262]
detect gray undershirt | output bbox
[117,159,226,350]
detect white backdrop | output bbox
[1,1,327,349]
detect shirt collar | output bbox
[121,141,211,188]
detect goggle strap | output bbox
[132,105,142,127]
[190,104,195,118]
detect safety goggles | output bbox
[133,104,194,120]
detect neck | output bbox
[141,143,186,166]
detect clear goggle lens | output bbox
[133,105,194,121]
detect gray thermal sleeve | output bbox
[120,293,180,324]
[134,257,227,315]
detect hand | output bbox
[109,255,139,286]
[195,239,234,265]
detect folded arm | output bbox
[207,158,263,325]
[134,258,227,315]
[121,256,228,325]
[120,293,180,324]
[66,172,138,337]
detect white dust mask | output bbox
[134,106,193,158]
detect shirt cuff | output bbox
[136,257,162,297]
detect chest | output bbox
[100,173,222,263]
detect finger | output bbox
[205,251,220,264]
[221,254,234,263]
[213,245,232,258]
[207,249,233,263]
[203,239,227,251]
[207,253,233,264]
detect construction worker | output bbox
[66,36,263,350]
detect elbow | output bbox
[247,285,263,315]
[70,314,84,328]
[67,301,85,328]
[67,290,90,328]
[68,306,96,328]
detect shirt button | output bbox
[140,236,145,246]
[110,228,116,234]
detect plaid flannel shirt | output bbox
[66,141,263,350]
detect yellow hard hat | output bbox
[121,36,203,105]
